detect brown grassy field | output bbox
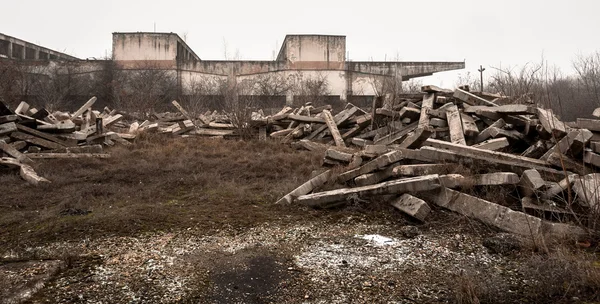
[0,135,328,249]
[1,136,600,303]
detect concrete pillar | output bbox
[7,42,12,59]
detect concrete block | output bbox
[276,170,332,205]
[0,122,17,136]
[446,105,466,145]
[297,174,441,208]
[583,149,600,168]
[430,118,448,127]
[573,173,600,208]
[418,93,435,128]
[472,137,509,151]
[323,110,345,147]
[325,149,354,163]
[590,141,600,153]
[421,187,542,237]
[354,166,395,187]
[391,194,431,221]
[338,150,404,183]
[537,108,567,138]
[392,164,454,176]
[399,107,421,121]
[397,127,433,149]
[540,129,592,160]
[475,119,506,143]
[542,174,577,199]
[519,169,546,197]
[460,113,479,137]
[577,118,600,132]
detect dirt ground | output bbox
[1,136,599,303]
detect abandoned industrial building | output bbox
[0,32,464,109]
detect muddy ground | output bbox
[1,137,599,303]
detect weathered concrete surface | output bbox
[519,169,546,197]
[421,187,542,237]
[542,174,577,200]
[276,170,333,205]
[325,149,353,163]
[391,194,431,221]
[338,151,404,183]
[573,173,600,208]
[397,127,433,149]
[446,105,466,145]
[414,145,567,180]
[540,129,592,161]
[537,108,567,138]
[460,113,479,137]
[0,139,33,165]
[392,164,454,176]
[472,138,510,151]
[453,89,499,106]
[475,119,506,143]
[439,172,519,188]
[576,118,600,132]
[297,175,441,208]
[583,150,600,168]
[418,93,435,128]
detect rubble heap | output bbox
[273,85,600,240]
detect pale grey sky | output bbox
[2,0,599,87]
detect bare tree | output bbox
[573,51,600,106]
[113,61,178,117]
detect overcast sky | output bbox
[2,0,599,87]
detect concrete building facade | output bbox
[112,32,464,104]
[0,31,464,108]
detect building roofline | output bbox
[276,34,346,62]
[112,32,201,61]
[0,32,80,60]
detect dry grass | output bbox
[451,247,600,304]
[0,135,324,250]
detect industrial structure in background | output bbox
[0,32,464,108]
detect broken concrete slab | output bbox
[325,149,354,163]
[392,164,454,176]
[0,122,17,136]
[354,166,396,187]
[391,194,431,221]
[396,127,433,149]
[297,174,440,208]
[276,170,333,205]
[540,129,592,161]
[460,113,479,137]
[421,187,542,237]
[542,174,577,200]
[573,173,600,208]
[472,137,510,151]
[519,169,547,197]
[537,108,567,138]
[446,105,466,145]
[0,140,33,165]
[576,118,600,132]
[338,150,404,183]
[418,93,435,128]
[453,88,499,107]
[322,110,345,147]
[475,119,506,143]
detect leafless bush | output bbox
[180,76,224,115]
[113,62,178,118]
[292,72,331,107]
[221,78,259,139]
[573,51,600,106]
